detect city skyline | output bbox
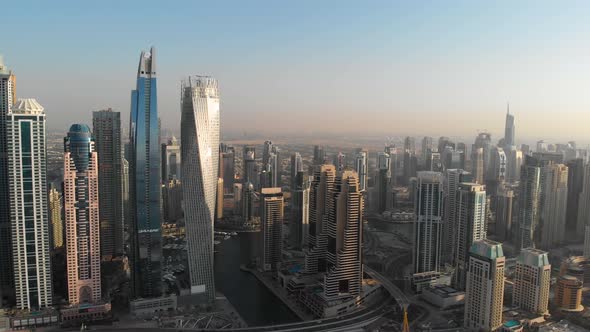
[3,3,590,331]
[4,1,590,141]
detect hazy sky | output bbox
[3,1,590,142]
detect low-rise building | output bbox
[422,285,465,308]
[130,295,178,317]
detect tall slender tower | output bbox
[8,99,52,310]
[324,171,364,300]
[513,248,550,315]
[442,169,472,264]
[518,156,542,249]
[504,105,515,147]
[161,136,181,181]
[49,186,64,249]
[290,152,303,189]
[260,188,284,271]
[354,149,368,191]
[305,164,336,274]
[413,171,443,274]
[129,47,162,298]
[63,124,101,305]
[93,109,124,258]
[181,76,220,303]
[539,164,568,249]
[471,147,485,184]
[376,152,391,213]
[452,183,487,290]
[0,56,16,304]
[290,171,309,250]
[464,239,505,332]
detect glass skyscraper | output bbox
[93,109,124,259]
[129,47,162,298]
[181,76,220,303]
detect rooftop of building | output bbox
[470,239,504,259]
[423,285,465,298]
[518,248,550,267]
[12,98,44,115]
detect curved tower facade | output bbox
[63,124,101,304]
[181,76,220,303]
[129,47,162,298]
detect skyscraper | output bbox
[93,108,124,258]
[63,124,101,305]
[442,169,472,264]
[506,146,523,183]
[305,164,337,274]
[163,178,183,222]
[0,56,16,304]
[181,76,220,303]
[290,171,309,250]
[504,106,515,147]
[539,163,568,249]
[578,163,590,240]
[518,156,542,249]
[375,152,391,213]
[421,136,433,166]
[513,248,550,315]
[354,149,368,191]
[263,140,273,167]
[471,147,485,184]
[161,136,181,181]
[128,47,162,298]
[494,183,514,242]
[243,145,257,186]
[452,183,487,290]
[324,171,363,300]
[486,146,506,194]
[566,159,584,235]
[290,152,303,190]
[464,239,505,332]
[221,144,235,195]
[313,145,326,165]
[260,188,284,271]
[49,186,64,249]
[413,171,443,274]
[8,99,52,310]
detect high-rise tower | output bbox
[452,183,487,290]
[305,164,337,274]
[464,239,505,331]
[290,152,303,190]
[8,99,52,310]
[504,106,515,147]
[0,56,16,304]
[354,149,368,191]
[290,171,309,250]
[181,76,220,303]
[63,124,101,305]
[93,108,124,258]
[260,188,284,271]
[324,171,364,300]
[442,169,472,264]
[161,136,181,181]
[413,171,443,274]
[513,248,550,315]
[49,186,64,249]
[129,47,162,298]
[376,152,391,213]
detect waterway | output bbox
[214,232,300,327]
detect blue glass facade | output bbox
[129,48,162,298]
